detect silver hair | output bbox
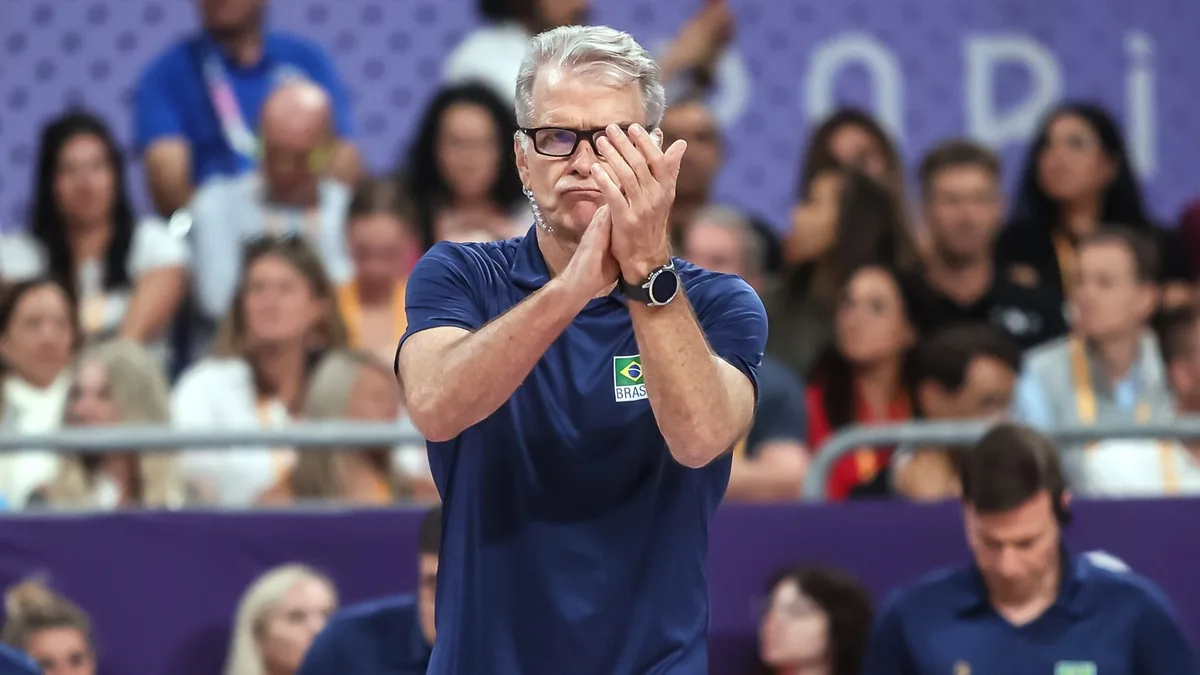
[690,205,767,277]
[514,25,667,130]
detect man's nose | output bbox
[568,140,601,175]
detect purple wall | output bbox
[1,0,1198,233]
[0,500,1191,675]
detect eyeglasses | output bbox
[519,125,644,158]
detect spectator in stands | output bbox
[259,350,414,505]
[1015,228,1171,485]
[134,0,360,216]
[805,264,919,500]
[910,140,1066,350]
[681,207,808,501]
[224,564,337,675]
[404,84,528,247]
[1073,304,1200,496]
[0,113,189,360]
[852,324,1021,501]
[756,565,873,675]
[297,506,440,674]
[0,278,79,508]
[662,96,782,274]
[31,339,190,510]
[338,178,419,365]
[769,166,919,377]
[189,81,353,343]
[1,579,95,675]
[172,237,347,506]
[797,109,911,225]
[997,102,1195,311]
[863,423,1198,674]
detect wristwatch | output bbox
[619,261,680,306]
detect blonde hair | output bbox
[289,350,407,500]
[44,339,186,508]
[0,579,92,652]
[212,237,348,359]
[223,564,337,675]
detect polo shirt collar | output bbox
[955,546,1087,618]
[508,224,625,305]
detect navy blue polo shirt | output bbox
[399,227,767,675]
[862,549,1198,674]
[0,644,38,675]
[134,32,354,184]
[296,594,430,675]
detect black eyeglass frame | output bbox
[519,124,652,158]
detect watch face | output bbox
[649,268,680,304]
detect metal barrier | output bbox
[802,417,1200,501]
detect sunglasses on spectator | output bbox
[519,124,653,158]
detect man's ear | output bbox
[514,133,531,187]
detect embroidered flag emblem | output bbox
[614,355,647,402]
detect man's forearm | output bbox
[403,279,589,441]
[630,295,753,467]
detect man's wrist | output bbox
[544,276,594,313]
[620,256,672,285]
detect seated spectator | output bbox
[224,565,337,675]
[911,140,1066,350]
[806,265,918,500]
[31,339,191,510]
[997,102,1195,312]
[134,0,359,216]
[188,80,353,344]
[172,237,347,506]
[681,207,808,501]
[757,565,873,675]
[662,96,782,274]
[1074,304,1200,496]
[852,324,1021,501]
[444,0,591,102]
[767,167,919,376]
[258,350,417,506]
[0,579,96,675]
[0,278,79,508]
[0,113,188,360]
[298,506,440,674]
[404,84,529,247]
[338,178,420,366]
[1016,228,1171,485]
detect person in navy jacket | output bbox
[395,24,766,675]
[297,506,439,675]
[862,423,1198,674]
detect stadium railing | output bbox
[802,418,1200,501]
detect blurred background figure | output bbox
[0,113,189,361]
[30,339,190,510]
[172,237,346,506]
[0,278,79,508]
[135,0,359,216]
[756,565,873,675]
[297,506,440,675]
[804,264,920,500]
[338,178,420,365]
[403,84,528,247]
[681,207,809,501]
[223,565,338,675]
[997,103,1195,312]
[1,579,97,675]
[188,80,352,351]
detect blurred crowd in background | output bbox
[1,0,1198,673]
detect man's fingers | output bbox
[605,124,654,187]
[592,163,630,215]
[663,140,688,180]
[596,135,641,194]
[629,125,669,181]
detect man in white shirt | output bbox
[1078,303,1200,496]
[186,80,352,332]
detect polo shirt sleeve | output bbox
[400,242,488,349]
[693,274,768,398]
[1132,589,1199,673]
[296,621,353,675]
[861,596,920,675]
[134,53,187,151]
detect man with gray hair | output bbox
[397,25,766,675]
